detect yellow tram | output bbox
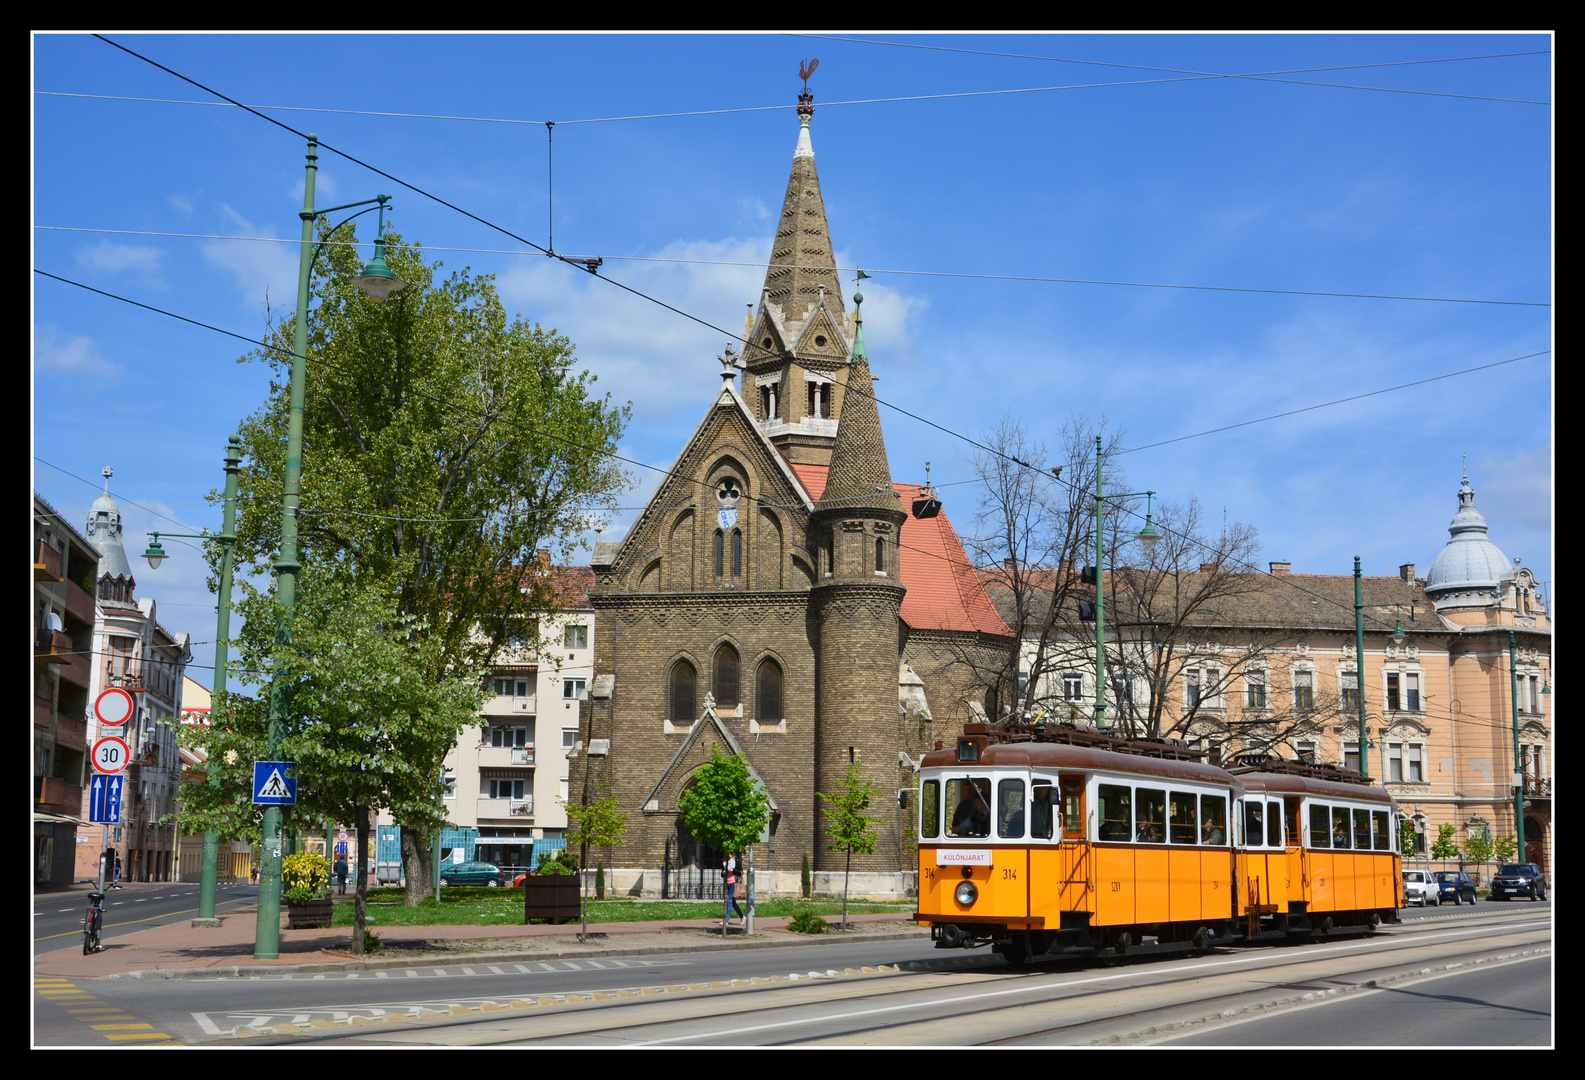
[915,723,1402,963]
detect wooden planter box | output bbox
[286,897,334,929]
[524,874,580,924]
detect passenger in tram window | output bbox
[1202,795,1228,844]
[1353,809,1372,850]
[949,780,991,838]
[1098,784,1132,841]
[1134,814,1161,843]
[1030,785,1056,840]
[999,786,1026,838]
[1244,801,1265,846]
[1332,807,1351,848]
[1202,816,1225,845]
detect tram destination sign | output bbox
[935,849,994,865]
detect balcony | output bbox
[58,645,91,689]
[36,698,52,728]
[481,694,537,716]
[34,775,82,812]
[56,713,87,752]
[479,745,535,768]
[34,628,71,664]
[476,797,534,821]
[34,540,63,582]
[1524,777,1552,800]
[65,580,95,625]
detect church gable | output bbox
[607,386,813,594]
[742,304,790,369]
[793,298,852,363]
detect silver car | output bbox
[1402,869,1441,906]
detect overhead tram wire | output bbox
[32,265,1547,635]
[32,227,1549,309]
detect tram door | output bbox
[1057,775,1092,915]
[1026,775,1062,926]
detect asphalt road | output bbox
[33,883,261,957]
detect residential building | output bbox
[72,470,192,882]
[34,494,100,889]
[569,90,1014,898]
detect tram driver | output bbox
[949,781,991,838]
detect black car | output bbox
[1434,870,1477,905]
[1489,863,1547,901]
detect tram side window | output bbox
[945,777,991,838]
[998,779,1027,839]
[1201,794,1227,844]
[920,779,940,839]
[1169,791,1198,844]
[1352,808,1372,849]
[1331,807,1352,849]
[1267,800,1284,847]
[1135,788,1166,842]
[1242,800,1265,847]
[1061,776,1086,840]
[1098,784,1132,841]
[1310,804,1331,848]
[1372,810,1391,851]
[1285,799,1301,846]
[1030,780,1056,840]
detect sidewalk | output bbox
[35,895,926,981]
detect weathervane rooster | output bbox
[800,58,820,89]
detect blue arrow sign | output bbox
[89,774,123,824]
[253,761,298,805]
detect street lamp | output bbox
[1086,435,1160,730]
[253,135,408,960]
[140,434,243,923]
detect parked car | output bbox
[1434,870,1478,905]
[437,861,504,887]
[1402,869,1441,906]
[1489,863,1547,901]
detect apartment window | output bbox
[490,726,529,748]
[1293,670,1315,711]
[564,625,587,650]
[1186,666,1221,709]
[1406,672,1420,711]
[495,678,531,699]
[1407,743,1424,782]
[1186,670,1200,710]
[563,677,586,701]
[560,777,569,803]
[1340,672,1359,712]
[1386,673,1400,712]
[1062,673,1084,702]
[442,771,456,799]
[489,778,526,800]
[1246,671,1267,710]
[1295,741,1317,765]
[1343,741,1361,774]
[562,727,577,749]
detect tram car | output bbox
[914,722,1403,963]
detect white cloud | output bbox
[201,206,300,315]
[34,324,122,380]
[76,241,165,287]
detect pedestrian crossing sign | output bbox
[253,761,298,805]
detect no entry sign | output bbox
[94,687,135,727]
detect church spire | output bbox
[760,82,845,331]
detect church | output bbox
[570,89,1014,896]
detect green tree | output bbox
[563,787,628,939]
[221,223,629,903]
[1430,822,1461,863]
[819,761,882,929]
[1398,818,1421,858]
[177,572,486,953]
[676,746,771,936]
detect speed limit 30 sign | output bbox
[93,735,131,775]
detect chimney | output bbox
[1400,563,1416,584]
[1269,561,1291,575]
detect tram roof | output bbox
[921,741,1245,790]
[1232,770,1397,805]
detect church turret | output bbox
[810,286,909,873]
[85,466,136,604]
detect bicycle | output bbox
[83,891,105,955]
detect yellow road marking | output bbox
[106,1032,177,1041]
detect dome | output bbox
[1425,473,1511,603]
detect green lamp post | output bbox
[253,134,406,960]
[141,435,244,924]
[1088,435,1160,730]
[1349,556,1417,780]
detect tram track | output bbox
[261,910,1548,1046]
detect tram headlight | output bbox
[954,881,978,907]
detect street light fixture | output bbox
[253,135,408,961]
[139,434,243,923]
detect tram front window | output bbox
[920,779,940,839]
[1030,781,1056,840]
[998,779,1026,838]
[945,778,991,838]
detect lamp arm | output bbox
[305,202,388,284]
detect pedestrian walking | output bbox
[723,853,746,924]
[334,856,349,895]
[112,851,123,889]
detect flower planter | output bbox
[286,897,334,929]
[523,874,580,924]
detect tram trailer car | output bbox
[915,724,1402,964]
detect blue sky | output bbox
[32,33,1552,686]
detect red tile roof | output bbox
[789,464,1010,637]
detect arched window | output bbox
[670,661,697,724]
[731,529,742,579]
[875,537,885,574]
[757,659,783,721]
[714,644,740,709]
[714,531,724,581]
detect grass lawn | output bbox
[332,888,914,928]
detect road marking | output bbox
[191,1013,224,1035]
